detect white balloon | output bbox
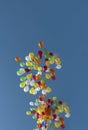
[30,80,34,86]
[25,56,32,61]
[25,56,29,61]
[23,86,29,92]
[33,89,37,95]
[36,87,41,91]
[29,101,34,106]
[65,113,71,118]
[56,65,62,69]
[37,71,42,75]
[25,79,30,85]
[42,89,47,95]
[34,102,38,106]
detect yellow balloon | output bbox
[54,122,60,128]
[45,74,51,79]
[37,109,42,114]
[26,111,31,115]
[45,61,50,66]
[64,106,70,113]
[33,65,38,70]
[26,61,32,66]
[34,82,39,88]
[37,120,40,124]
[55,57,61,64]
[29,87,34,94]
[29,52,34,60]
[49,58,54,64]
[53,96,57,100]
[20,82,25,88]
[46,87,52,93]
[38,66,42,71]
[26,73,32,79]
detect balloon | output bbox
[26,97,70,130]
[46,87,52,93]
[23,86,29,92]
[45,74,51,79]
[26,73,32,79]
[20,62,25,67]
[16,42,70,130]
[38,41,44,48]
[29,52,35,60]
[65,113,71,118]
[54,122,60,128]
[20,82,26,88]
[16,43,62,95]
[29,101,34,106]
[17,68,25,76]
[20,76,27,81]
[15,56,21,62]
[56,64,62,69]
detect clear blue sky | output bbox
[0,0,88,130]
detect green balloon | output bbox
[20,76,26,81]
[32,115,36,119]
[54,100,58,106]
[41,77,46,83]
[20,62,25,67]
[17,69,24,76]
[58,104,62,109]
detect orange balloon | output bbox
[42,94,47,98]
[59,117,64,125]
[49,69,55,75]
[38,41,44,48]
[39,94,46,100]
[45,100,49,105]
[33,57,40,65]
[40,83,46,89]
[45,107,50,116]
[15,56,21,62]
[37,123,42,128]
[36,74,41,80]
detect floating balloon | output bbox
[15,56,21,62]
[15,42,70,130]
[16,42,62,95]
[26,97,70,130]
[38,41,44,48]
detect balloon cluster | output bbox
[15,41,70,130]
[26,96,70,130]
[16,41,62,95]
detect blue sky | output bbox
[0,0,88,130]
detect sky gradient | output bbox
[0,0,88,130]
